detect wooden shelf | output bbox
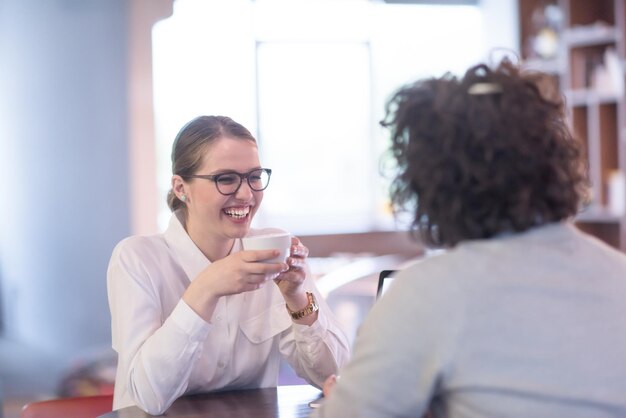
[563,25,620,47]
[565,89,621,106]
[576,206,622,223]
[519,0,626,252]
[522,57,565,74]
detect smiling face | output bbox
[175,136,264,248]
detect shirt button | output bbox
[215,316,221,322]
[218,361,225,368]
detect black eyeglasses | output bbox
[185,168,272,196]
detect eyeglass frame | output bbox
[183,168,272,196]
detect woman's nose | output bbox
[235,180,254,199]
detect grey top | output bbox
[313,222,626,418]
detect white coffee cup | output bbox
[241,229,292,264]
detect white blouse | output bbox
[107,213,350,414]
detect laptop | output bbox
[376,270,397,300]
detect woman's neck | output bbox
[185,219,234,262]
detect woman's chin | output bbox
[225,219,251,237]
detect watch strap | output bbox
[286,292,319,320]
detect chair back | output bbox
[21,394,113,418]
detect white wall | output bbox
[481,0,519,61]
[0,0,131,359]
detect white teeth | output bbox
[224,207,250,218]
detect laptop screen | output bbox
[376,270,396,300]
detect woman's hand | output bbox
[274,237,318,324]
[183,249,288,322]
[274,236,309,297]
[206,249,289,296]
[323,374,338,398]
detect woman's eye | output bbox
[217,175,238,185]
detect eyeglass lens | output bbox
[215,169,270,195]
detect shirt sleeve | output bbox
[107,238,211,415]
[279,265,352,388]
[311,266,465,418]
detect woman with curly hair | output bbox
[313,60,626,417]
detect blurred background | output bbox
[0,0,516,416]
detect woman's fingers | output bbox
[202,251,288,295]
[240,249,280,262]
[286,256,306,270]
[289,237,309,259]
[285,237,308,271]
[322,374,338,398]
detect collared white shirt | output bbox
[107,212,350,415]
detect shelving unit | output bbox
[518,0,626,250]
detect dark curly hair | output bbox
[380,59,589,247]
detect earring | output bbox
[181,194,187,202]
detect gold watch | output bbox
[286,292,319,320]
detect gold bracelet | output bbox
[286,292,319,320]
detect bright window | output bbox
[256,41,373,233]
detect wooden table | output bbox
[98,385,323,418]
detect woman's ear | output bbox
[172,175,186,200]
